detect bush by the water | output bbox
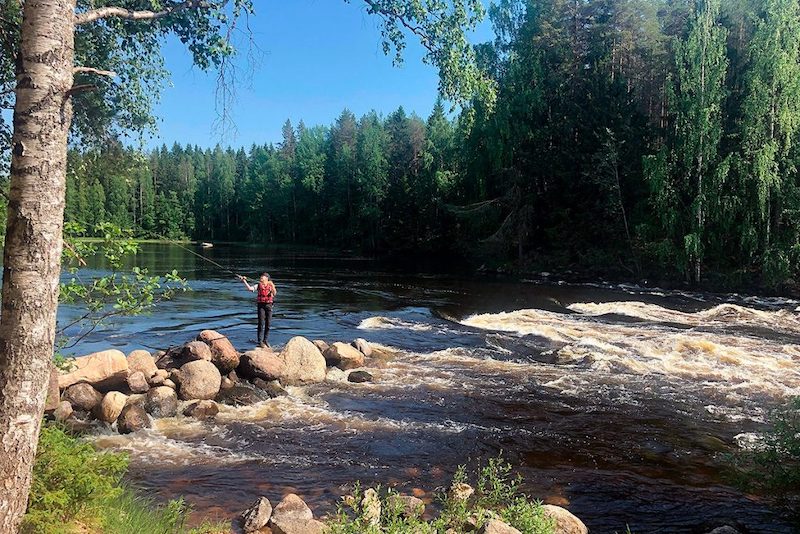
[327,456,556,534]
[23,424,225,533]
[727,397,800,502]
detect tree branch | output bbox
[74,0,213,26]
[66,83,98,96]
[73,66,116,77]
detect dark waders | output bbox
[257,302,273,345]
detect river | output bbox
[58,244,800,533]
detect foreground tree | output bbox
[0,1,491,530]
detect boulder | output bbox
[220,376,235,390]
[541,505,588,534]
[149,374,165,387]
[448,482,474,503]
[240,496,273,533]
[361,488,381,526]
[347,371,373,383]
[707,528,741,534]
[154,369,169,380]
[117,404,151,434]
[125,394,146,407]
[325,367,347,383]
[278,337,326,385]
[323,342,365,370]
[163,379,177,390]
[253,378,289,398]
[270,517,327,534]
[176,360,221,400]
[387,494,424,519]
[479,519,522,534]
[127,371,150,394]
[271,493,313,523]
[63,383,103,411]
[352,338,372,357]
[45,367,60,413]
[182,341,213,362]
[145,386,178,418]
[96,391,127,423]
[217,384,271,406]
[198,329,240,373]
[239,349,285,382]
[128,350,158,379]
[53,401,73,422]
[312,340,330,353]
[184,400,220,420]
[58,349,128,391]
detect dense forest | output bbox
[59,0,800,287]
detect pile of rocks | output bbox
[48,331,380,434]
[240,493,327,534]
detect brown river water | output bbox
[59,244,800,533]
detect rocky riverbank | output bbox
[46,331,379,434]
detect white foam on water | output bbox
[358,316,434,331]
[568,301,800,333]
[461,305,800,403]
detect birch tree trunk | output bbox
[0,0,76,530]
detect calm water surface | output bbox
[59,244,800,533]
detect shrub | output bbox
[328,456,556,534]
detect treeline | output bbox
[65,0,800,286]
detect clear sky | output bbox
[149,0,492,150]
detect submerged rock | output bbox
[175,360,221,400]
[128,349,158,379]
[58,349,129,391]
[145,386,178,418]
[216,384,272,406]
[352,338,372,357]
[96,391,127,423]
[253,378,289,398]
[279,337,326,385]
[184,399,220,420]
[541,505,587,534]
[240,496,272,533]
[63,383,103,412]
[347,371,373,383]
[198,329,240,373]
[323,342,365,370]
[240,349,285,382]
[117,404,151,434]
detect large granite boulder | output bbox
[175,360,221,400]
[127,350,158,379]
[62,383,103,411]
[352,338,373,357]
[279,337,326,385]
[96,391,127,423]
[323,342,365,370]
[198,329,240,373]
[479,519,522,534]
[117,405,151,434]
[541,505,587,534]
[58,349,128,391]
[271,493,313,523]
[240,496,273,533]
[144,386,178,418]
[127,371,150,394]
[239,349,285,382]
[270,517,327,534]
[183,400,219,420]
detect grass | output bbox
[326,456,556,534]
[23,424,229,534]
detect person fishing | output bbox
[238,272,277,348]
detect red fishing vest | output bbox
[257,282,274,304]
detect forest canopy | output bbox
[50,0,800,288]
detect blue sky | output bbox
[150,1,492,149]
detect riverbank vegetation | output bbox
[23,425,226,534]
[36,0,800,289]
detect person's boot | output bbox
[258,341,266,348]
